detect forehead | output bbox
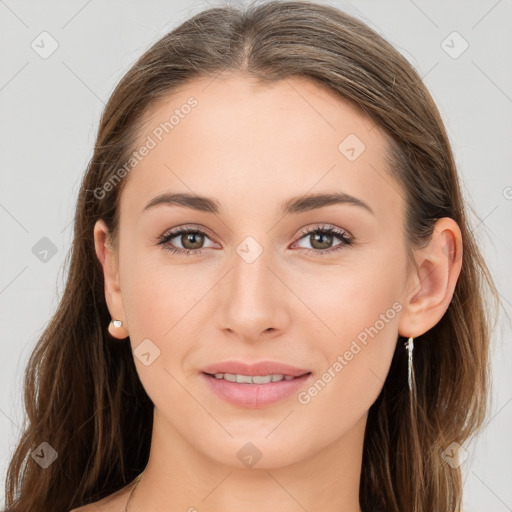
[120,73,402,223]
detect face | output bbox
[97,73,412,469]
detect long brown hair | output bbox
[4,1,500,510]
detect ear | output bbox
[398,217,463,338]
[93,219,129,339]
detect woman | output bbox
[4,1,500,511]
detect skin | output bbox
[75,73,462,511]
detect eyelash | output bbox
[157,224,354,257]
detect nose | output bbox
[217,242,289,343]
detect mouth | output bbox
[200,360,311,379]
[202,371,312,384]
[200,370,313,408]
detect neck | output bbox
[128,408,366,512]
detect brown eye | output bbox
[180,232,205,250]
[158,227,216,256]
[294,226,354,255]
[309,231,334,250]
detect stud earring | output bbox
[109,318,128,339]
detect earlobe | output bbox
[107,318,129,340]
[93,219,128,338]
[398,218,463,338]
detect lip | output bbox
[200,360,313,409]
[200,360,311,377]
[200,372,313,408]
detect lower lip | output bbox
[200,372,313,408]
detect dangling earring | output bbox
[109,318,128,339]
[405,337,414,391]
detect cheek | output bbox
[293,253,403,416]
[120,241,200,336]
[291,250,404,345]
[293,296,400,452]
[118,249,215,383]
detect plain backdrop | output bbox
[1,0,511,510]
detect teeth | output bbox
[211,373,297,384]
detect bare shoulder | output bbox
[69,496,121,511]
[68,498,119,512]
[69,504,102,512]
[69,481,134,512]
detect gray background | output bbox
[1,0,511,510]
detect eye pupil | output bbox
[311,232,333,250]
[182,232,204,249]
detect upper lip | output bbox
[201,361,311,377]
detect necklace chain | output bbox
[124,472,144,512]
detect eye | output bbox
[157,226,217,256]
[292,225,354,256]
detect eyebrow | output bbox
[142,191,374,216]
